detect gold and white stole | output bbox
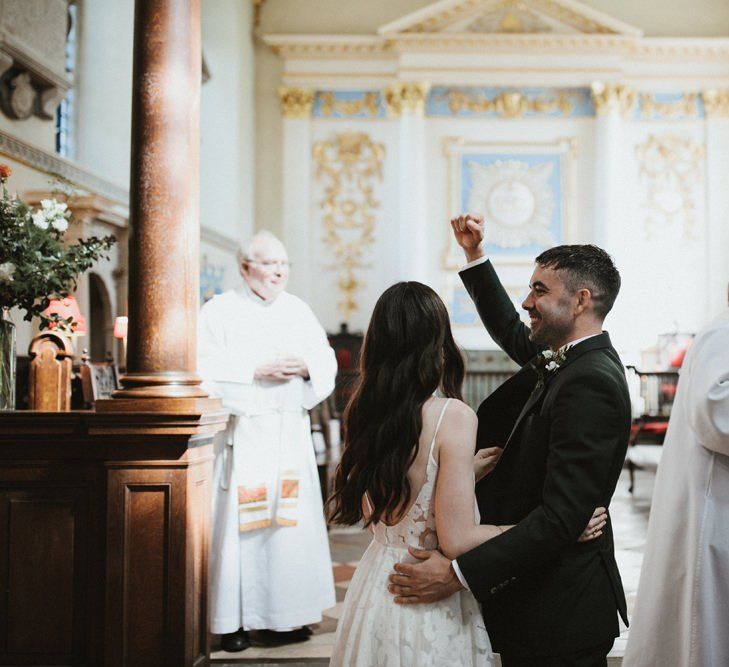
[238,483,272,532]
[275,469,300,527]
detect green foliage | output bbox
[0,173,116,330]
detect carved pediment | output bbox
[378,0,642,37]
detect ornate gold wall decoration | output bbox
[384,82,431,117]
[635,133,703,240]
[278,87,315,119]
[702,89,729,119]
[318,92,380,118]
[591,82,635,117]
[442,89,573,118]
[252,0,266,27]
[531,0,616,34]
[640,93,698,120]
[396,0,617,35]
[312,132,385,320]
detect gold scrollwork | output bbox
[591,82,635,117]
[635,133,703,240]
[318,92,380,118]
[402,0,615,34]
[442,90,574,118]
[278,87,315,119]
[639,93,698,120]
[252,0,266,27]
[312,132,385,319]
[701,89,729,119]
[384,82,431,117]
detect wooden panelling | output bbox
[0,411,221,667]
[126,485,169,666]
[0,486,88,664]
[187,467,210,666]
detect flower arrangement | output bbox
[0,164,115,329]
[532,348,568,390]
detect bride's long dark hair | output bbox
[327,281,465,527]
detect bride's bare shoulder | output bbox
[440,399,477,434]
[445,398,476,419]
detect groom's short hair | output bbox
[535,244,620,319]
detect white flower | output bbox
[40,199,54,209]
[542,350,555,360]
[32,210,48,229]
[51,217,69,232]
[0,262,15,283]
[546,361,559,372]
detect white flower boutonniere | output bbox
[532,348,567,389]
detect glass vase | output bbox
[0,313,16,410]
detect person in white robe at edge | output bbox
[197,230,337,653]
[623,286,729,667]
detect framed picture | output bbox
[442,136,577,270]
[80,360,119,404]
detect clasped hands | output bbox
[254,353,309,381]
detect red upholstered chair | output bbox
[625,367,679,494]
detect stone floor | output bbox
[211,467,656,666]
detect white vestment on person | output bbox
[198,284,337,633]
[623,312,729,667]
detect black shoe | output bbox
[221,628,250,652]
[253,628,311,646]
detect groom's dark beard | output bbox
[527,310,573,350]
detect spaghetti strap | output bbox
[428,398,451,461]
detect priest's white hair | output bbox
[236,230,285,265]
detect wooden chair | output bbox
[309,393,341,505]
[28,331,74,411]
[79,349,120,408]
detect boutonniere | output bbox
[531,348,567,390]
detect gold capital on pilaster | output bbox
[591,82,635,118]
[384,82,431,118]
[278,87,314,119]
[702,89,729,119]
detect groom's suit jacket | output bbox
[456,260,630,659]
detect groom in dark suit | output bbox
[388,214,631,667]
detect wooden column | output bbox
[118,0,204,399]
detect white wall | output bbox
[72,0,256,298]
[201,0,255,244]
[257,0,729,37]
[74,0,134,188]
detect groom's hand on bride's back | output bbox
[450,213,485,262]
[388,548,463,605]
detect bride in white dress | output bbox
[327,282,607,667]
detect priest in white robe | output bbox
[198,230,337,652]
[623,303,729,667]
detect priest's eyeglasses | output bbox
[245,259,291,269]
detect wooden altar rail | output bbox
[0,407,227,667]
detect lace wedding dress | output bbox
[330,399,494,666]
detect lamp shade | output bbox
[42,295,86,335]
[113,316,128,340]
